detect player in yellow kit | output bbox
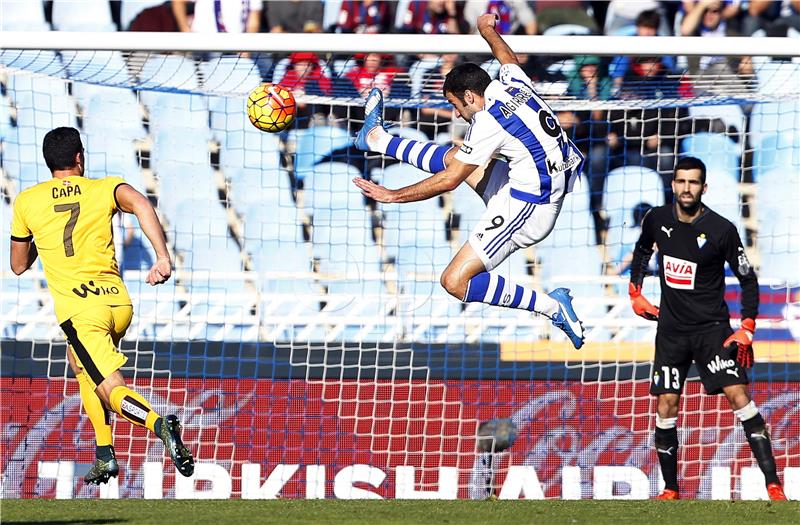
[10,127,194,484]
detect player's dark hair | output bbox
[636,9,660,30]
[442,63,492,102]
[42,127,83,172]
[675,156,707,184]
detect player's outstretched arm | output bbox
[114,183,172,285]
[353,158,478,203]
[9,240,38,275]
[477,13,518,66]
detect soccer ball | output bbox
[476,418,517,453]
[247,83,296,132]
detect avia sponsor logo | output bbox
[707,354,736,374]
[663,255,697,290]
[72,280,120,298]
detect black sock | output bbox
[742,414,780,486]
[654,427,679,492]
[154,416,163,436]
[96,445,115,462]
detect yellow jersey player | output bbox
[10,127,194,485]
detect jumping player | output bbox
[352,13,586,349]
[629,157,787,501]
[10,127,195,485]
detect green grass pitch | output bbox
[1,500,798,525]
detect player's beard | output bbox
[676,192,702,215]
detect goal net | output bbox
[1,34,798,500]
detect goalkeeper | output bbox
[10,127,195,485]
[353,13,586,349]
[629,157,786,501]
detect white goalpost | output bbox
[1,32,798,501]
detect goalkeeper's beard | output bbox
[676,193,702,215]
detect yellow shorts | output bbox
[60,304,133,390]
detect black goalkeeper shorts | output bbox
[651,324,748,396]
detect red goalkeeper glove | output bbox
[724,318,755,368]
[629,283,659,321]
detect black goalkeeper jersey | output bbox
[630,204,759,334]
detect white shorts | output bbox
[468,160,563,271]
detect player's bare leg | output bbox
[654,393,680,500]
[94,371,194,477]
[440,242,584,349]
[67,349,118,485]
[722,384,786,500]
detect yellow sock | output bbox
[77,372,113,446]
[108,385,161,433]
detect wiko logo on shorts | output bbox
[663,255,697,290]
[72,280,120,298]
[707,354,736,374]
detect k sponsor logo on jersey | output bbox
[663,255,697,290]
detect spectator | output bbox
[267,0,324,33]
[171,0,261,33]
[336,0,395,34]
[417,53,458,140]
[127,1,179,31]
[567,55,612,101]
[532,0,598,34]
[345,53,403,96]
[463,1,537,35]
[680,0,740,37]
[741,0,800,35]
[279,52,332,96]
[604,0,669,35]
[609,10,675,90]
[619,56,681,100]
[400,0,468,34]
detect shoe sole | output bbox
[549,288,585,349]
[164,416,195,477]
[355,88,384,151]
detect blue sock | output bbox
[385,136,449,173]
[464,272,538,311]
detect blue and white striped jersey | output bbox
[454,63,584,203]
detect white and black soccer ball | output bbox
[476,418,517,453]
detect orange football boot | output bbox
[655,489,680,500]
[767,483,787,501]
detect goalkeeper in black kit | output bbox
[628,157,787,501]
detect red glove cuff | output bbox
[741,318,756,334]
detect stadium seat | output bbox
[701,170,744,234]
[217,108,282,170]
[0,50,62,78]
[290,126,353,178]
[156,161,217,217]
[753,132,800,181]
[147,93,210,134]
[603,166,664,233]
[689,104,744,133]
[254,239,313,295]
[82,89,146,141]
[0,96,14,142]
[408,57,442,98]
[749,99,800,148]
[151,129,211,171]
[388,126,429,143]
[243,201,303,245]
[7,74,71,113]
[448,180,486,240]
[756,170,800,283]
[0,0,50,31]
[304,162,365,212]
[228,167,294,211]
[52,0,116,31]
[172,200,243,273]
[681,132,740,177]
[138,55,199,106]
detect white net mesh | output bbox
[1,46,798,500]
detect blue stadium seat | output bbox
[756,170,800,283]
[753,132,800,180]
[304,162,365,212]
[254,239,313,295]
[0,1,50,31]
[701,171,743,234]
[62,50,130,92]
[749,99,800,149]
[147,92,210,134]
[151,129,211,171]
[52,0,116,31]
[448,180,486,239]
[0,96,13,141]
[156,161,217,217]
[604,166,665,232]
[689,104,744,133]
[82,89,146,140]
[138,55,199,106]
[388,126,429,143]
[243,201,303,245]
[217,106,282,170]
[290,126,353,178]
[227,167,294,211]
[82,133,142,188]
[681,132,740,177]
